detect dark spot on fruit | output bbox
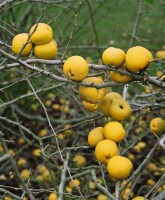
[69,70,74,76]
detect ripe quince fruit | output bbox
[150,117,165,134]
[48,192,57,200]
[68,179,81,189]
[88,127,104,147]
[34,39,57,59]
[125,46,153,72]
[20,169,30,181]
[12,33,32,56]
[97,194,108,200]
[156,50,165,59]
[98,92,122,116]
[30,23,53,45]
[63,56,88,81]
[132,197,146,200]
[103,121,126,143]
[83,100,98,112]
[122,188,134,200]
[102,47,125,67]
[107,156,133,179]
[73,155,87,167]
[110,67,132,83]
[95,139,118,164]
[109,98,131,121]
[79,77,107,104]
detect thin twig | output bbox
[91,170,115,200]
[61,0,82,60]
[0,116,40,141]
[0,188,22,200]
[115,180,120,200]
[129,0,144,47]
[0,153,10,163]
[124,0,144,100]
[86,0,101,57]
[58,152,70,200]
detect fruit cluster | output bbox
[62,46,153,88]
[87,107,133,180]
[12,23,58,59]
[103,46,153,83]
[63,52,134,180]
[62,46,153,117]
[102,46,153,72]
[63,45,165,184]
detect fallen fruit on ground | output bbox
[17,158,27,167]
[48,192,57,200]
[97,194,108,200]
[68,179,81,189]
[122,188,134,200]
[20,169,30,181]
[36,164,47,174]
[4,197,13,200]
[32,148,41,157]
[42,169,52,182]
[73,155,87,167]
